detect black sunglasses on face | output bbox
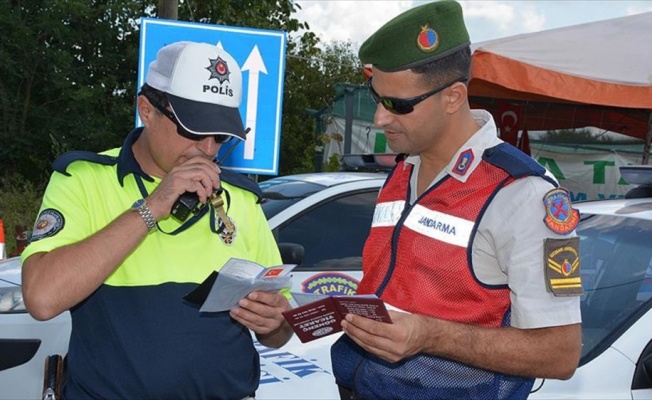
[142,93,233,144]
[366,76,468,115]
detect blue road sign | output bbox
[137,18,287,175]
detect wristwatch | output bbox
[131,199,157,232]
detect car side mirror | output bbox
[278,242,305,266]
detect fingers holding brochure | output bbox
[230,290,292,339]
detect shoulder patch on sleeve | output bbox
[543,188,580,234]
[544,237,583,296]
[30,209,65,242]
[220,169,263,201]
[53,151,117,176]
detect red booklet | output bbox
[282,295,392,343]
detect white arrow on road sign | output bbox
[241,45,267,160]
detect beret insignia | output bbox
[417,24,440,52]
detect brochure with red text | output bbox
[282,294,392,343]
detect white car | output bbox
[2,168,652,399]
[0,258,71,399]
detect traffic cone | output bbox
[0,219,6,260]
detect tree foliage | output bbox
[281,39,364,174]
[0,0,362,189]
[0,0,148,185]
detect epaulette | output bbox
[220,169,263,202]
[53,151,118,177]
[483,143,557,186]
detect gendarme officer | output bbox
[330,1,583,399]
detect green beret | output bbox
[359,0,470,72]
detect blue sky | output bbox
[294,1,652,48]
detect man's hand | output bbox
[343,310,582,379]
[342,310,426,363]
[230,291,294,348]
[146,156,221,220]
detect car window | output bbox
[274,190,378,271]
[577,213,652,365]
[260,180,326,220]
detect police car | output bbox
[2,167,652,399]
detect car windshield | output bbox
[259,179,327,220]
[577,212,652,365]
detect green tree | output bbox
[0,0,148,185]
[280,39,364,174]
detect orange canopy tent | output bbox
[468,11,652,160]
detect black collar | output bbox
[116,127,155,186]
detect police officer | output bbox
[330,1,583,399]
[21,41,293,399]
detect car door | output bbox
[256,187,379,400]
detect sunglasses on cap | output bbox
[366,76,468,115]
[141,92,234,144]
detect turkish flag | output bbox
[263,268,284,277]
[497,102,522,146]
[518,125,531,156]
